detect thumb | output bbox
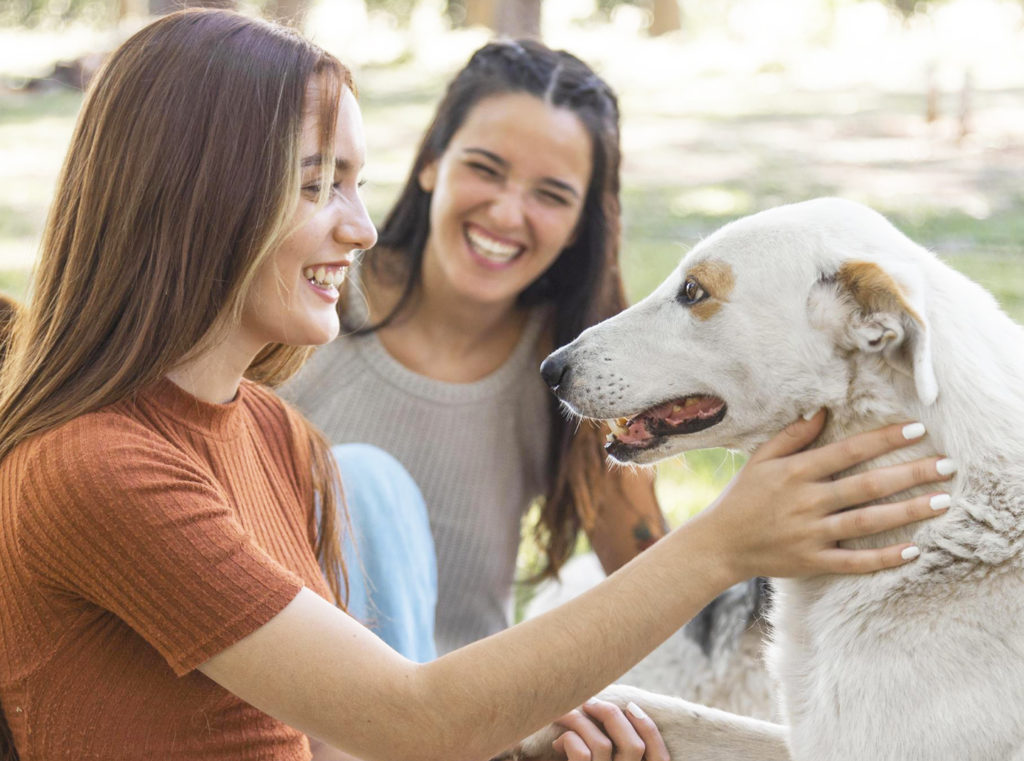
[750,408,826,462]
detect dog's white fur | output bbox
[506,199,1024,761]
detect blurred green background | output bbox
[2,0,1022,585]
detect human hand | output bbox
[547,698,669,761]
[701,409,952,581]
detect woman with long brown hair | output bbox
[0,9,952,761]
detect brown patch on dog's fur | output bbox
[689,260,735,321]
[838,261,924,325]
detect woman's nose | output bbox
[488,187,526,229]
[335,195,378,252]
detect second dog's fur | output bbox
[505,199,1024,760]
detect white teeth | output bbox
[305,266,346,289]
[466,227,520,262]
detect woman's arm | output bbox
[200,414,950,761]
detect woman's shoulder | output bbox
[10,404,188,490]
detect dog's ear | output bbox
[829,260,938,405]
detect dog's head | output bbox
[542,198,942,464]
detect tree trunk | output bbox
[464,0,498,28]
[495,0,541,39]
[648,0,681,36]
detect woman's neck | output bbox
[165,334,259,404]
[362,266,530,383]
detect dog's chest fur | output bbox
[769,454,1024,760]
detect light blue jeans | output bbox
[332,443,438,663]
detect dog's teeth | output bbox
[303,267,314,279]
[607,418,628,436]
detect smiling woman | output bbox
[0,9,361,759]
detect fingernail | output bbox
[902,422,926,440]
[802,408,820,421]
[626,701,648,721]
[936,458,958,476]
[930,494,951,511]
[901,546,921,561]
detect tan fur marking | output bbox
[838,261,924,325]
[688,260,735,321]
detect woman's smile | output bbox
[462,222,525,268]
[303,262,352,301]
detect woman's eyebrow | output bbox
[300,155,360,172]
[463,147,580,198]
[463,147,507,167]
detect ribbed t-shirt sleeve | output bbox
[16,416,304,677]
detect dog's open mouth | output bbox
[604,395,727,458]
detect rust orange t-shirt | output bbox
[0,377,333,760]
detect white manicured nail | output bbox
[902,422,926,440]
[936,458,958,476]
[901,546,921,561]
[626,701,648,721]
[930,494,951,511]
[802,408,820,421]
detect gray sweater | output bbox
[283,291,552,654]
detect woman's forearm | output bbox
[411,512,735,761]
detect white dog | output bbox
[505,199,1024,761]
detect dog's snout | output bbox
[540,350,571,391]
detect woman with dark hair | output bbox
[286,39,668,660]
[0,10,950,761]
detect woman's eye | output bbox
[681,277,707,305]
[468,161,499,178]
[302,181,346,198]
[537,190,571,207]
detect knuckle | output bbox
[917,460,937,483]
[624,739,646,758]
[906,499,921,522]
[842,437,872,464]
[778,458,806,483]
[861,472,886,500]
[850,508,872,535]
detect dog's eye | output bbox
[680,277,707,305]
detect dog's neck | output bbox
[810,313,1024,560]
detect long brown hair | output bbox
[0,294,15,370]
[0,12,353,756]
[361,39,631,579]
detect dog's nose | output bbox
[540,350,570,390]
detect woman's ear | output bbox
[417,160,438,193]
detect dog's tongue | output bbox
[617,397,724,445]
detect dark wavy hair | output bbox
[360,39,630,579]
